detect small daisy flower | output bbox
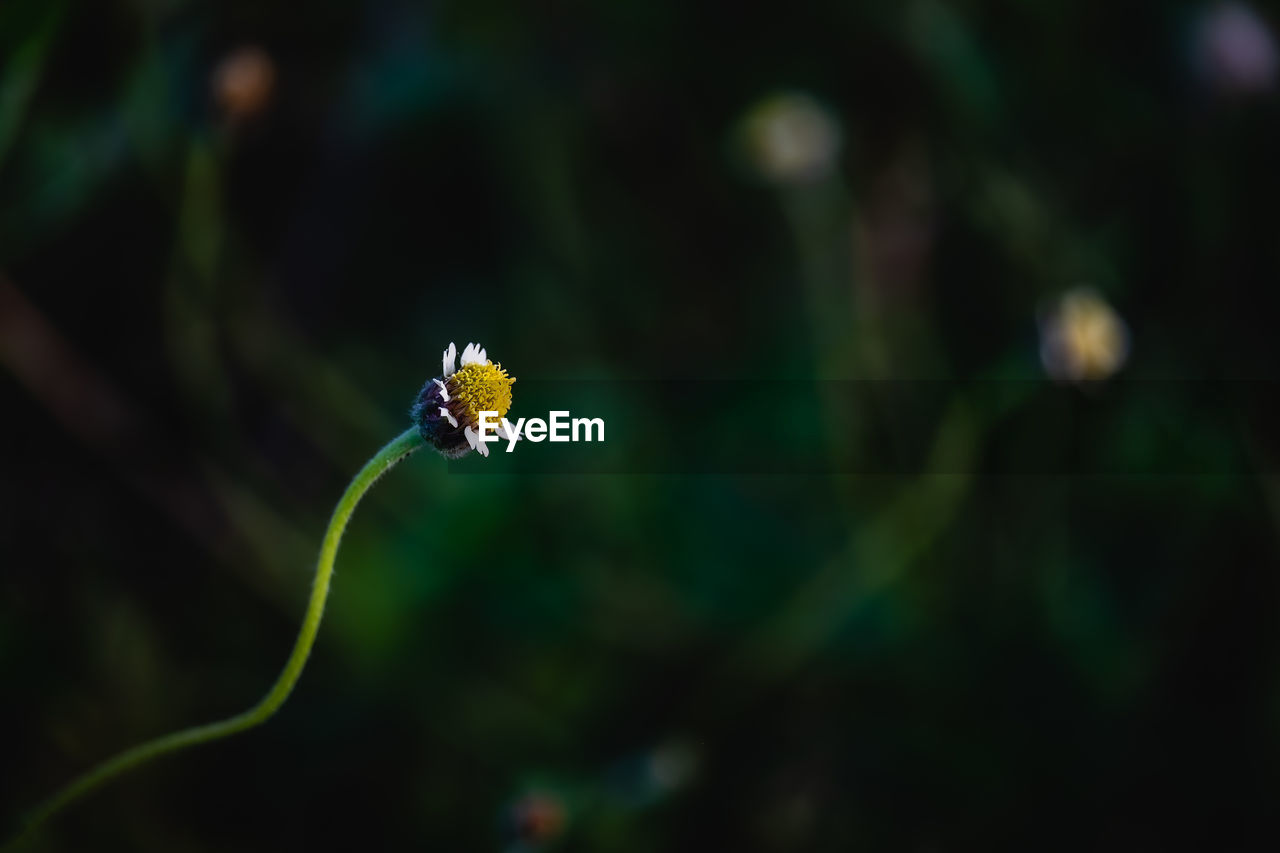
[1038,288,1130,382]
[410,342,515,458]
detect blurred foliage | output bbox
[3,0,1280,849]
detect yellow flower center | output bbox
[450,361,515,423]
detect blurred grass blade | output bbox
[0,0,65,168]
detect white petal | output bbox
[477,345,487,363]
[442,342,457,376]
[433,378,450,401]
[460,341,483,367]
[464,425,478,449]
[439,407,458,428]
[476,437,490,457]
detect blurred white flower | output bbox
[1193,2,1278,96]
[1039,288,1130,382]
[741,92,842,185]
[647,739,699,793]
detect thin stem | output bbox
[13,426,425,842]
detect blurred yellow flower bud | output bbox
[1039,287,1130,382]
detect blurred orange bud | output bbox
[508,790,567,843]
[212,46,276,122]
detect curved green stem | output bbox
[13,427,425,842]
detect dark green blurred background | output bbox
[4,0,1280,849]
